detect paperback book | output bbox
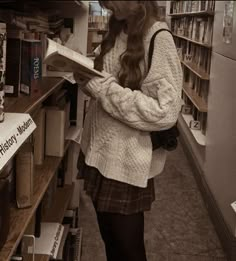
[33,222,64,259]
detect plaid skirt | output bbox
[77,152,155,215]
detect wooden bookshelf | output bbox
[42,184,74,223]
[181,60,210,80]
[19,185,73,261]
[173,33,212,48]
[0,75,75,261]
[19,185,74,261]
[169,10,214,17]
[0,156,62,261]
[169,0,215,144]
[183,84,208,112]
[0,0,88,259]
[5,77,65,114]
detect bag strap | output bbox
[148,28,172,72]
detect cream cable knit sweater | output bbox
[80,21,183,188]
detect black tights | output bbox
[95,210,147,261]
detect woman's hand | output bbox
[73,71,94,86]
[73,70,96,97]
[74,70,112,99]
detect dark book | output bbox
[20,39,42,95]
[69,228,83,261]
[5,30,24,97]
[35,203,42,238]
[0,158,16,205]
[0,23,6,100]
[0,179,10,251]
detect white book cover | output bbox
[0,113,36,171]
[34,222,64,259]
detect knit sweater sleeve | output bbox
[83,31,183,131]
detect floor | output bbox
[78,143,228,261]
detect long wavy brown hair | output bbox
[94,1,163,90]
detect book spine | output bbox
[20,41,30,95]
[33,108,45,165]
[5,37,22,97]
[15,138,34,208]
[0,83,4,123]
[20,40,42,95]
[0,23,6,120]
[31,41,42,94]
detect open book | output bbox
[44,38,104,78]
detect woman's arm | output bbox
[81,31,183,131]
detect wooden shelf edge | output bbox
[180,113,206,146]
[183,85,208,112]
[173,33,212,48]
[42,184,74,223]
[181,60,210,80]
[169,10,214,17]
[88,27,108,33]
[0,156,62,261]
[5,77,65,114]
[22,254,49,261]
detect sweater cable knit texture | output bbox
[80,21,183,188]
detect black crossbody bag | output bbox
[147,29,179,151]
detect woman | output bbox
[76,1,182,260]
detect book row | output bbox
[2,19,79,97]
[183,69,209,105]
[88,15,109,30]
[0,6,65,34]
[175,38,212,75]
[170,0,215,14]
[171,16,214,45]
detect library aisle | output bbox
[79,142,227,261]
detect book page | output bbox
[44,39,104,78]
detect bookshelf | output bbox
[182,84,208,112]
[87,1,109,54]
[172,33,212,48]
[181,60,210,80]
[5,78,65,113]
[42,184,74,223]
[0,0,88,259]
[1,84,79,261]
[169,10,214,17]
[169,0,215,146]
[0,156,62,261]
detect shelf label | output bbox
[184,54,193,62]
[189,120,201,130]
[181,104,192,114]
[0,113,36,171]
